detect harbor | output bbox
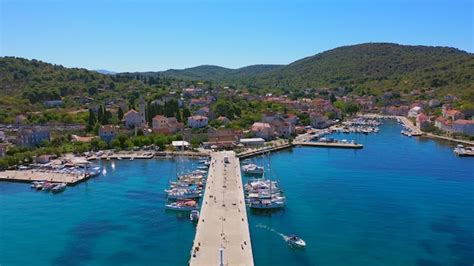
[190,151,253,265]
[1,121,473,265]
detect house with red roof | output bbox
[187,115,209,128]
[251,122,274,140]
[452,119,474,136]
[152,115,183,134]
[123,109,141,129]
[416,113,431,131]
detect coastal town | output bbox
[1,84,473,187]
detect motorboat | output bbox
[190,210,200,222]
[88,166,102,177]
[31,181,44,189]
[165,200,198,211]
[51,183,67,193]
[249,199,285,209]
[42,182,55,191]
[286,235,306,248]
[167,189,202,200]
[242,164,264,175]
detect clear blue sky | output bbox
[1,0,472,72]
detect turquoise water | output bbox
[1,121,473,265]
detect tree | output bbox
[87,108,96,132]
[329,93,337,103]
[182,108,191,122]
[118,107,124,121]
[175,109,182,122]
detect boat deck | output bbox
[190,151,254,266]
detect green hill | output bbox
[154,43,474,97]
[253,43,473,90]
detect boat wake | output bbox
[256,224,290,241]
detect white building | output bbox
[239,138,265,146]
[408,106,423,117]
[187,115,209,128]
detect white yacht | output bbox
[242,164,264,175]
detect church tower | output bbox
[139,95,146,127]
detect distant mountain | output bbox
[94,69,116,75]
[156,64,283,81]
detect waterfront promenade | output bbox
[190,151,254,266]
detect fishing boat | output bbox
[165,200,198,211]
[242,164,264,175]
[51,183,67,193]
[190,210,200,222]
[286,235,306,248]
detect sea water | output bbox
[1,121,473,265]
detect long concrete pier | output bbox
[190,151,254,266]
[294,141,363,149]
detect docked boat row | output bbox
[30,181,67,193]
[164,157,208,217]
[245,178,286,209]
[332,117,382,134]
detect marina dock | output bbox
[237,142,292,159]
[294,141,363,149]
[0,170,88,184]
[190,151,254,266]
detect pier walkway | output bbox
[294,141,363,149]
[190,151,254,266]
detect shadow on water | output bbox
[106,250,139,265]
[416,259,443,266]
[250,208,285,216]
[429,214,474,265]
[53,219,127,266]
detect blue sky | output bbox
[1,0,472,72]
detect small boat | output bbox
[88,166,102,177]
[130,157,134,161]
[165,200,198,211]
[31,181,44,189]
[190,210,200,222]
[42,182,55,191]
[286,235,306,248]
[51,183,67,193]
[242,164,264,175]
[117,157,123,160]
